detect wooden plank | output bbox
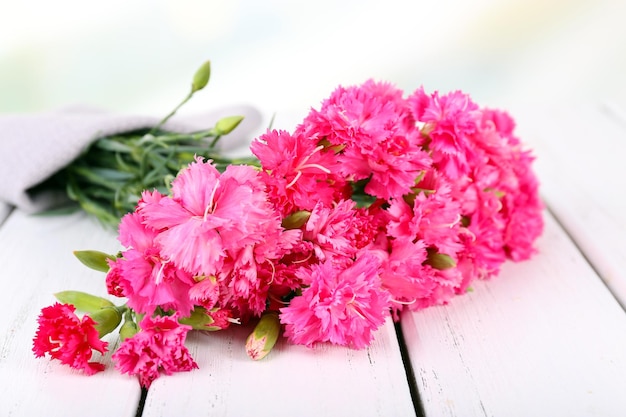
[402,211,626,416]
[0,210,141,417]
[143,317,416,417]
[512,102,626,307]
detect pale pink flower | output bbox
[112,315,197,388]
[280,252,390,348]
[33,303,107,375]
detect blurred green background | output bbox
[1,0,624,131]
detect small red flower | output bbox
[32,303,108,375]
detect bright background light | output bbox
[1,0,625,131]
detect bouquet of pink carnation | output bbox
[33,62,543,388]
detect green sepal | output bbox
[245,311,280,360]
[178,306,217,330]
[424,248,457,270]
[90,306,123,338]
[54,290,115,313]
[73,250,116,273]
[281,210,311,229]
[119,311,139,341]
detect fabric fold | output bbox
[0,104,263,213]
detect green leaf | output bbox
[55,290,115,313]
[73,250,115,272]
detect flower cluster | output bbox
[33,78,543,387]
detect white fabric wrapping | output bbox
[0,105,262,214]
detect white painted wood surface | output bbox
[402,211,626,417]
[0,210,140,417]
[513,102,626,307]
[143,317,415,417]
[2,103,626,417]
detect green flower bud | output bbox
[90,307,123,338]
[245,311,280,360]
[191,60,211,93]
[119,316,139,341]
[281,210,311,230]
[54,290,115,313]
[424,248,456,270]
[73,250,115,273]
[214,115,244,136]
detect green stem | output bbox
[149,90,194,135]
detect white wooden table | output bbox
[1,102,626,417]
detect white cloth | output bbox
[0,105,262,214]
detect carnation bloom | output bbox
[112,314,197,388]
[32,303,108,375]
[140,159,284,275]
[302,199,360,265]
[250,129,346,216]
[409,87,480,179]
[386,176,463,258]
[112,209,195,316]
[280,252,390,349]
[139,158,296,318]
[298,80,431,199]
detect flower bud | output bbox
[54,290,115,313]
[90,307,123,338]
[73,250,115,273]
[119,316,139,341]
[191,60,211,93]
[424,248,456,270]
[245,311,280,360]
[214,115,244,136]
[281,210,311,230]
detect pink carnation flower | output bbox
[112,314,197,388]
[250,129,346,216]
[280,252,390,349]
[298,79,431,199]
[386,177,463,258]
[32,303,107,375]
[303,199,361,265]
[409,87,480,179]
[140,159,285,277]
[111,209,195,316]
[375,239,464,315]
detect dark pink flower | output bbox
[280,252,390,349]
[112,315,197,388]
[409,88,480,179]
[251,129,346,216]
[303,200,361,265]
[298,79,431,199]
[32,303,107,375]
